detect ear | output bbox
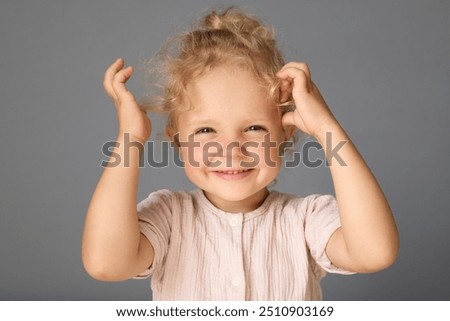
[283,125,297,141]
[166,126,180,147]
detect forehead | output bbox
[182,66,274,117]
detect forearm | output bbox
[317,123,399,271]
[82,133,146,279]
[276,62,398,271]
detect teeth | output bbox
[217,169,250,174]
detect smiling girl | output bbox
[82,7,399,300]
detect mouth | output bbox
[211,168,254,180]
[214,169,251,174]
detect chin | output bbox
[208,184,267,201]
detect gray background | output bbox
[1,0,449,300]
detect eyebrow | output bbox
[185,118,220,127]
[187,117,274,127]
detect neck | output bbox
[203,188,269,213]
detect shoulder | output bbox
[137,189,195,213]
[302,194,338,214]
[268,191,337,217]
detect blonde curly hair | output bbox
[142,6,294,131]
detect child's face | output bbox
[173,66,289,212]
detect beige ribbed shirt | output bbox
[135,189,353,300]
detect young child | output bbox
[82,7,399,300]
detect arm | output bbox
[317,124,399,273]
[82,58,153,281]
[277,62,399,273]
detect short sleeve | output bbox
[133,189,174,279]
[304,194,355,275]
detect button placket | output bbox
[229,214,245,299]
[229,217,239,227]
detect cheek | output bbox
[264,145,283,169]
[180,146,204,169]
[255,133,285,167]
[240,143,281,169]
[179,138,219,171]
[176,132,202,163]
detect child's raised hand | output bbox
[103,58,151,143]
[277,62,338,137]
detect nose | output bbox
[223,140,243,164]
[205,136,246,168]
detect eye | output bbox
[247,125,267,132]
[195,127,215,134]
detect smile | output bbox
[215,169,251,174]
[211,168,254,180]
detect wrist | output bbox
[116,131,148,145]
[313,118,344,140]
[315,121,350,149]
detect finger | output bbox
[279,79,292,103]
[276,66,311,95]
[111,66,136,104]
[103,58,124,100]
[282,111,306,132]
[278,62,311,81]
[281,111,296,127]
[277,62,312,94]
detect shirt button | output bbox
[232,276,241,286]
[229,217,239,227]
